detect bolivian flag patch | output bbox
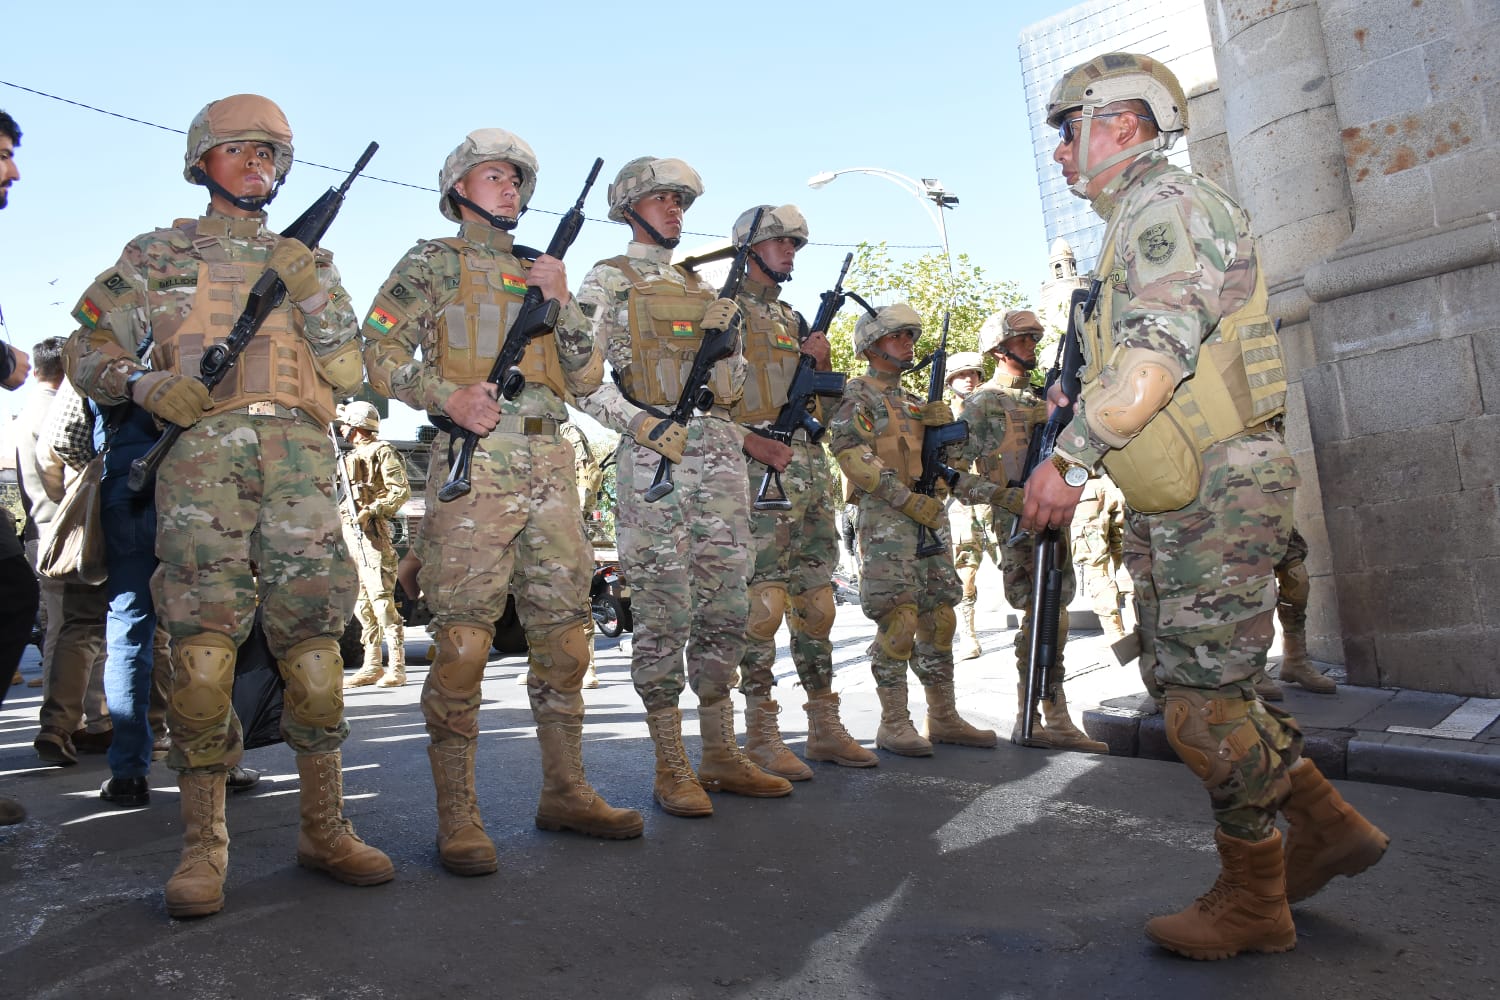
[365,306,397,335]
[772,330,798,351]
[76,298,102,329]
[502,273,528,296]
[855,410,875,434]
[670,321,695,337]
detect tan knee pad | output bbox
[916,605,957,652]
[875,603,918,661]
[432,623,494,694]
[1163,689,1260,790]
[281,636,345,729]
[1277,560,1310,609]
[170,632,237,723]
[789,585,835,641]
[746,582,789,644]
[528,616,592,683]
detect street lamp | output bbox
[806,167,959,280]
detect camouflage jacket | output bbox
[826,367,921,513]
[343,435,409,547]
[956,371,1045,490]
[361,221,598,423]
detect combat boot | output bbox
[582,661,600,689]
[1281,758,1389,902]
[1038,688,1109,754]
[426,741,498,875]
[923,681,997,748]
[1251,669,1284,701]
[1278,633,1336,694]
[1011,681,1045,745]
[295,751,395,886]
[376,625,406,687]
[645,707,713,817]
[803,690,878,767]
[743,696,812,781]
[1146,828,1296,959]
[345,645,383,688]
[957,596,982,661]
[875,684,932,757]
[697,699,794,797]
[1100,608,1127,644]
[535,721,644,838]
[165,770,229,919]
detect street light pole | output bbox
[806,166,959,283]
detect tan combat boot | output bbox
[743,696,813,781]
[582,661,600,689]
[1281,758,1390,902]
[803,690,878,767]
[1145,828,1297,960]
[164,770,229,919]
[426,741,498,875]
[295,751,396,886]
[535,721,644,839]
[923,681,997,748]
[376,624,407,687]
[1011,681,1045,745]
[345,645,383,688]
[645,706,713,817]
[1278,633,1336,694]
[875,684,933,757]
[1251,669,1284,701]
[1100,608,1127,644]
[1038,688,1109,754]
[697,698,794,797]
[957,596,982,661]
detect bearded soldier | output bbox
[942,351,993,661]
[957,309,1106,753]
[1024,53,1388,958]
[338,401,410,689]
[728,204,876,779]
[65,94,393,919]
[576,158,792,817]
[827,304,1006,756]
[364,130,643,875]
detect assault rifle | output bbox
[436,157,604,503]
[911,312,967,557]
[129,141,379,492]
[328,422,374,573]
[1018,279,1099,745]
[752,252,851,510]
[642,207,764,503]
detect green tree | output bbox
[825,242,1027,393]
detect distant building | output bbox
[1037,237,1086,336]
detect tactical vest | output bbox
[973,378,1046,488]
[152,222,333,425]
[843,377,923,503]
[733,288,807,427]
[346,440,394,548]
[1081,191,1286,514]
[604,256,737,409]
[431,238,567,400]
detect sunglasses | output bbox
[1057,110,1155,145]
[1007,332,1043,343]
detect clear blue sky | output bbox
[0,1,1081,439]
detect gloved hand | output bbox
[918,400,954,427]
[701,298,740,333]
[898,492,944,530]
[267,238,322,305]
[629,411,687,465]
[357,508,377,527]
[132,371,211,427]
[954,473,1023,515]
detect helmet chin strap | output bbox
[626,206,680,250]
[867,346,914,371]
[998,347,1038,372]
[749,248,791,284]
[447,191,521,231]
[1068,107,1163,199]
[190,165,282,212]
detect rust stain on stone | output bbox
[1354,28,1367,47]
[1385,146,1417,173]
[1402,117,1422,134]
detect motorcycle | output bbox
[590,556,633,638]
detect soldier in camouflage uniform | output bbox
[943,351,994,661]
[576,158,792,817]
[1070,472,1130,644]
[956,309,1107,753]
[364,130,644,873]
[729,205,877,779]
[828,304,1007,757]
[65,94,393,919]
[338,401,411,689]
[1026,54,1388,958]
[1252,527,1337,697]
[561,419,604,687]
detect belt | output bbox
[429,413,561,437]
[223,402,316,423]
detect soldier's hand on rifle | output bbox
[918,400,955,427]
[743,433,793,473]
[629,411,687,464]
[952,472,1022,514]
[898,492,945,530]
[1020,458,1085,534]
[1045,381,1072,417]
[445,381,502,436]
[801,330,832,370]
[528,254,572,306]
[132,371,212,428]
[701,298,740,333]
[267,238,325,311]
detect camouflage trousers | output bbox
[739,436,840,697]
[1122,431,1303,839]
[419,429,594,737]
[855,497,960,688]
[342,518,399,648]
[999,523,1077,684]
[153,413,355,769]
[616,416,750,713]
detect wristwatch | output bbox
[1051,453,1090,488]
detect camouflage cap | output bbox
[1045,52,1188,139]
[184,94,294,184]
[732,204,808,249]
[607,156,703,223]
[854,302,923,357]
[339,400,380,431]
[439,128,539,223]
[946,352,985,379]
[978,309,1044,354]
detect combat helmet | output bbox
[439,128,539,228]
[1046,52,1188,197]
[977,309,1045,354]
[946,352,985,381]
[184,94,294,210]
[339,400,380,432]
[607,156,703,248]
[733,204,808,283]
[853,302,923,367]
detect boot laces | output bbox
[188,778,218,864]
[552,723,596,802]
[811,701,856,744]
[654,716,697,784]
[434,744,480,825]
